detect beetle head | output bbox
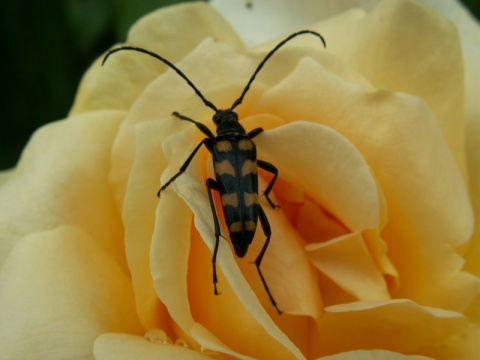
[213,110,238,126]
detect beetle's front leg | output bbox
[247,127,264,139]
[157,138,213,197]
[172,112,215,139]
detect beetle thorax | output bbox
[213,109,246,137]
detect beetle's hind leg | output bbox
[206,178,223,295]
[256,204,282,314]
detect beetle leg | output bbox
[206,178,222,295]
[256,205,282,314]
[172,111,215,139]
[157,138,213,197]
[257,160,280,209]
[247,127,264,139]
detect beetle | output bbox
[103,30,326,314]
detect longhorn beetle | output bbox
[103,30,326,314]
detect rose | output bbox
[0,0,479,359]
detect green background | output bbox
[0,0,478,170]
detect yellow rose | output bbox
[1,0,479,359]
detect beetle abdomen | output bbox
[213,136,259,257]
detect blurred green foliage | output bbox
[0,0,478,170]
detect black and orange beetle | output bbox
[103,30,326,314]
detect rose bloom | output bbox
[1,0,480,359]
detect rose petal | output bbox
[254,56,478,311]
[187,226,313,359]
[210,0,378,47]
[313,299,467,357]
[306,231,390,301]
[0,111,123,268]
[122,120,182,330]
[294,197,350,242]
[439,0,480,320]
[255,121,392,301]
[317,349,431,360]
[256,121,381,232]
[152,174,195,331]
[0,225,142,359]
[70,2,244,114]
[94,333,215,360]
[248,176,322,317]
[414,0,480,134]
[433,4,480,266]
[308,0,467,175]
[126,3,244,53]
[418,322,480,360]
[0,169,12,186]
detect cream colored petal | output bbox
[189,322,277,360]
[94,333,215,360]
[210,0,378,47]
[181,203,314,359]
[256,121,381,232]
[435,0,480,304]
[317,349,431,360]
[121,120,183,330]
[416,0,480,129]
[150,126,206,336]
[306,232,390,301]
[70,2,244,114]
[152,182,195,331]
[221,174,322,318]
[0,111,124,269]
[0,225,143,359]
[313,300,466,358]
[294,197,350,243]
[185,186,305,360]
[254,57,478,312]
[311,0,467,176]
[187,224,314,359]
[466,296,480,329]
[0,169,13,186]
[255,121,391,303]
[126,3,244,52]
[425,4,480,265]
[464,117,480,281]
[417,322,480,360]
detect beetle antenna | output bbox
[230,30,326,111]
[102,46,218,112]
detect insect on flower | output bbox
[103,30,326,314]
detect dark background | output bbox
[1,0,478,170]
